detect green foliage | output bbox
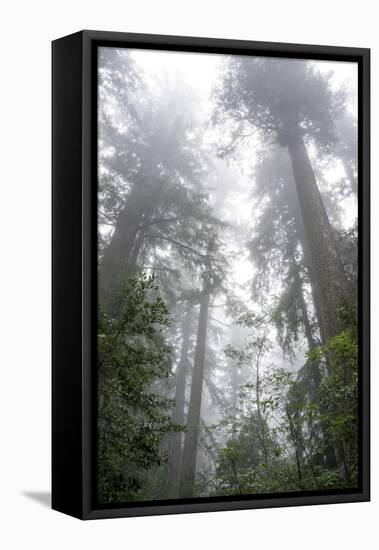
[211,411,284,496]
[308,330,358,484]
[95,50,359,504]
[213,57,345,156]
[211,305,359,497]
[97,273,183,503]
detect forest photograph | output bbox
[96,46,359,505]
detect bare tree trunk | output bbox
[255,344,269,467]
[167,306,193,497]
[288,159,332,346]
[288,135,349,472]
[297,275,317,352]
[287,133,347,343]
[99,187,150,314]
[179,281,210,498]
[295,270,338,469]
[231,360,238,437]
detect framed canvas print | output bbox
[52,30,370,519]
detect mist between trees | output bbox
[96,47,358,504]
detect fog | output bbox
[97,46,358,503]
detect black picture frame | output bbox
[52,30,370,520]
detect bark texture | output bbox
[287,133,347,343]
[179,282,210,498]
[99,189,147,311]
[167,306,193,497]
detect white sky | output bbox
[129,48,357,98]
[128,48,358,227]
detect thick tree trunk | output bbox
[99,190,147,311]
[167,306,193,497]
[296,274,338,469]
[287,133,347,343]
[297,278,316,352]
[290,142,350,475]
[286,163,327,345]
[101,203,142,278]
[179,281,210,498]
[292,205,326,344]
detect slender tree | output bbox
[179,233,225,497]
[179,275,211,497]
[166,305,193,497]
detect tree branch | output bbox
[140,216,180,229]
[145,233,208,258]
